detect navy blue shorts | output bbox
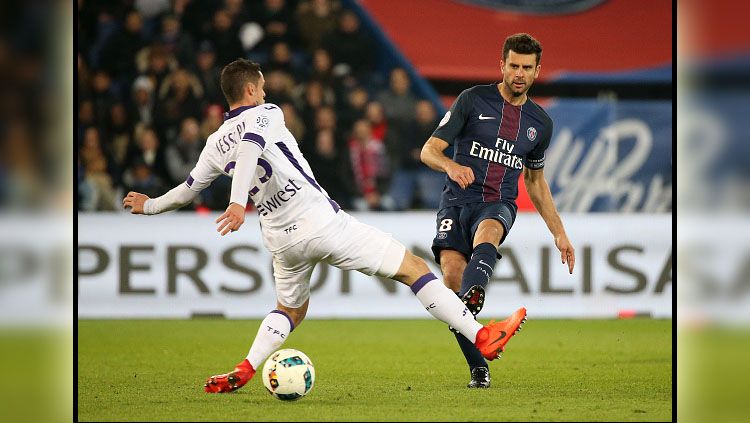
[431,201,517,265]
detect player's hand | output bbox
[447,163,474,189]
[216,202,246,236]
[123,191,149,214]
[555,233,575,274]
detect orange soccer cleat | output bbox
[204,359,256,393]
[475,307,527,360]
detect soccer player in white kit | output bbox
[123,59,527,393]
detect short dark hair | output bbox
[220,59,262,104]
[502,33,543,65]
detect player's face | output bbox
[250,73,266,105]
[501,50,541,97]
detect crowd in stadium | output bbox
[78,0,446,212]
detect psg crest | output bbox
[527,127,537,141]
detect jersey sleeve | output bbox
[524,118,553,170]
[184,147,221,192]
[431,89,473,143]
[229,105,284,206]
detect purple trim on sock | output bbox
[410,273,438,295]
[270,309,295,332]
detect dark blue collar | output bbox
[224,105,257,120]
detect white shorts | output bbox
[272,211,406,308]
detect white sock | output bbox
[246,310,293,370]
[411,273,483,343]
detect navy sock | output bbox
[459,242,498,296]
[452,292,487,369]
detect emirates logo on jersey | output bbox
[527,127,537,141]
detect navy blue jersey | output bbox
[432,84,553,208]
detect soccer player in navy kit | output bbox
[420,33,575,388]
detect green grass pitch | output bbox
[77,319,672,421]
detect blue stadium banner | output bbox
[543,99,672,212]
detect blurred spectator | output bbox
[155,13,196,67]
[156,68,204,142]
[224,0,251,22]
[165,118,203,186]
[337,85,369,132]
[310,48,334,81]
[124,126,170,186]
[387,100,444,210]
[307,128,354,208]
[266,41,305,82]
[192,41,224,105]
[79,155,118,211]
[364,101,388,143]
[78,127,117,211]
[322,9,375,80]
[180,0,221,41]
[347,119,389,210]
[98,10,146,80]
[311,105,343,152]
[280,102,306,142]
[126,158,170,200]
[296,0,341,53]
[207,9,244,67]
[297,79,336,130]
[201,104,225,140]
[104,102,133,184]
[135,44,176,94]
[90,70,118,129]
[129,76,156,126]
[264,69,296,105]
[376,67,417,124]
[249,0,300,51]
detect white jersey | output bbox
[185,103,340,252]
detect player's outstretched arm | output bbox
[523,167,575,274]
[420,136,474,189]
[122,184,198,215]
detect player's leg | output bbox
[460,201,517,308]
[390,247,524,359]
[439,249,466,292]
[323,211,520,360]
[459,218,505,298]
[432,208,491,386]
[440,249,490,387]
[205,246,315,393]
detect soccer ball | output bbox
[261,349,315,400]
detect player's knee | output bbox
[476,225,503,246]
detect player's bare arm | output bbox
[523,166,575,274]
[420,136,474,189]
[123,184,198,215]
